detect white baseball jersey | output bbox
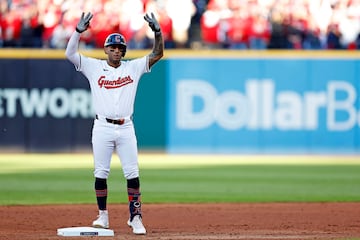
[66,31,150,119]
[65,31,151,180]
[78,56,149,118]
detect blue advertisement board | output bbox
[167,58,360,154]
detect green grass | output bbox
[0,154,360,205]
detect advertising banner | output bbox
[0,58,166,152]
[0,59,93,151]
[167,58,360,153]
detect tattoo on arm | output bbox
[149,32,164,68]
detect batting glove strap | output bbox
[75,27,83,33]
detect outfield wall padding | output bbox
[1,50,360,153]
[0,54,166,152]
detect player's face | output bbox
[104,45,126,67]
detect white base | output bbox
[57,227,114,237]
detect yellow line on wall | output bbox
[1,49,360,59]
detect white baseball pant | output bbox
[91,117,139,180]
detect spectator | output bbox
[287,3,309,49]
[226,6,251,49]
[326,22,343,49]
[200,0,231,48]
[18,4,44,48]
[267,7,289,49]
[1,10,22,47]
[303,17,322,49]
[19,17,35,48]
[145,0,175,48]
[124,0,150,49]
[248,12,271,49]
[200,5,221,48]
[165,0,196,48]
[90,12,118,48]
[39,4,62,48]
[50,18,72,48]
[1,0,360,50]
[0,25,3,47]
[188,0,207,48]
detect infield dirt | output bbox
[0,203,359,240]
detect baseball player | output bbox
[65,12,163,235]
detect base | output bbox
[57,227,114,237]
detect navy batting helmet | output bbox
[104,33,127,56]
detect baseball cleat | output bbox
[92,210,109,229]
[127,215,146,235]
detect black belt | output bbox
[96,115,125,125]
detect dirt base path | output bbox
[0,203,359,240]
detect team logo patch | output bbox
[98,75,133,89]
[115,35,122,43]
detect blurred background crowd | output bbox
[1,0,360,50]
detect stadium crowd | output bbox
[1,0,360,50]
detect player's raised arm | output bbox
[144,13,164,68]
[65,12,93,67]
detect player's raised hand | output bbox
[144,12,160,32]
[76,12,93,33]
